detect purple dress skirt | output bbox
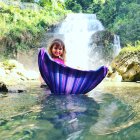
[38,48,108,95]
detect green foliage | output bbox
[21,0,35,2]
[65,0,140,47]
[38,0,52,7]
[97,0,140,46]
[65,0,105,13]
[120,41,140,53]
[0,1,67,57]
[65,0,82,12]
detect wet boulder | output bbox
[0,82,8,92]
[89,30,119,68]
[111,49,140,82]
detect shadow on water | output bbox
[0,85,140,140]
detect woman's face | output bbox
[51,44,64,58]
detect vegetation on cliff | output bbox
[65,0,140,47]
[119,41,140,54]
[0,1,67,58]
[111,42,140,81]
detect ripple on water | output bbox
[0,82,140,140]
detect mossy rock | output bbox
[1,59,24,70]
[90,30,114,46]
[111,47,140,82]
[89,30,117,67]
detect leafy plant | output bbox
[0,1,67,58]
[65,0,140,47]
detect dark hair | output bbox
[48,39,66,61]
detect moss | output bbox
[2,60,16,70]
[120,42,140,54]
[115,43,140,61]
[111,42,140,82]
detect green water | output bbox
[0,82,140,140]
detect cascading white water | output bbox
[56,13,104,69]
[16,13,121,71]
[114,35,121,56]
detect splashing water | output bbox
[16,13,121,71]
[56,13,104,69]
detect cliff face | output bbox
[111,50,140,82]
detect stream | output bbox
[0,81,140,140]
[1,13,139,140]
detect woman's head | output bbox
[48,39,66,61]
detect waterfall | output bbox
[17,13,121,71]
[55,13,104,69]
[114,35,121,56]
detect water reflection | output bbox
[89,93,136,135]
[38,94,100,140]
[0,83,140,140]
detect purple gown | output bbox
[38,48,108,95]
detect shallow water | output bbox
[0,81,140,140]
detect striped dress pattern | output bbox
[38,48,108,95]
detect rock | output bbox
[89,30,119,68]
[106,66,122,82]
[0,59,39,93]
[0,82,8,92]
[111,50,140,82]
[90,30,114,46]
[7,85,27,93]
[2,59,24,70]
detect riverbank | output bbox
[0,59,39,93]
